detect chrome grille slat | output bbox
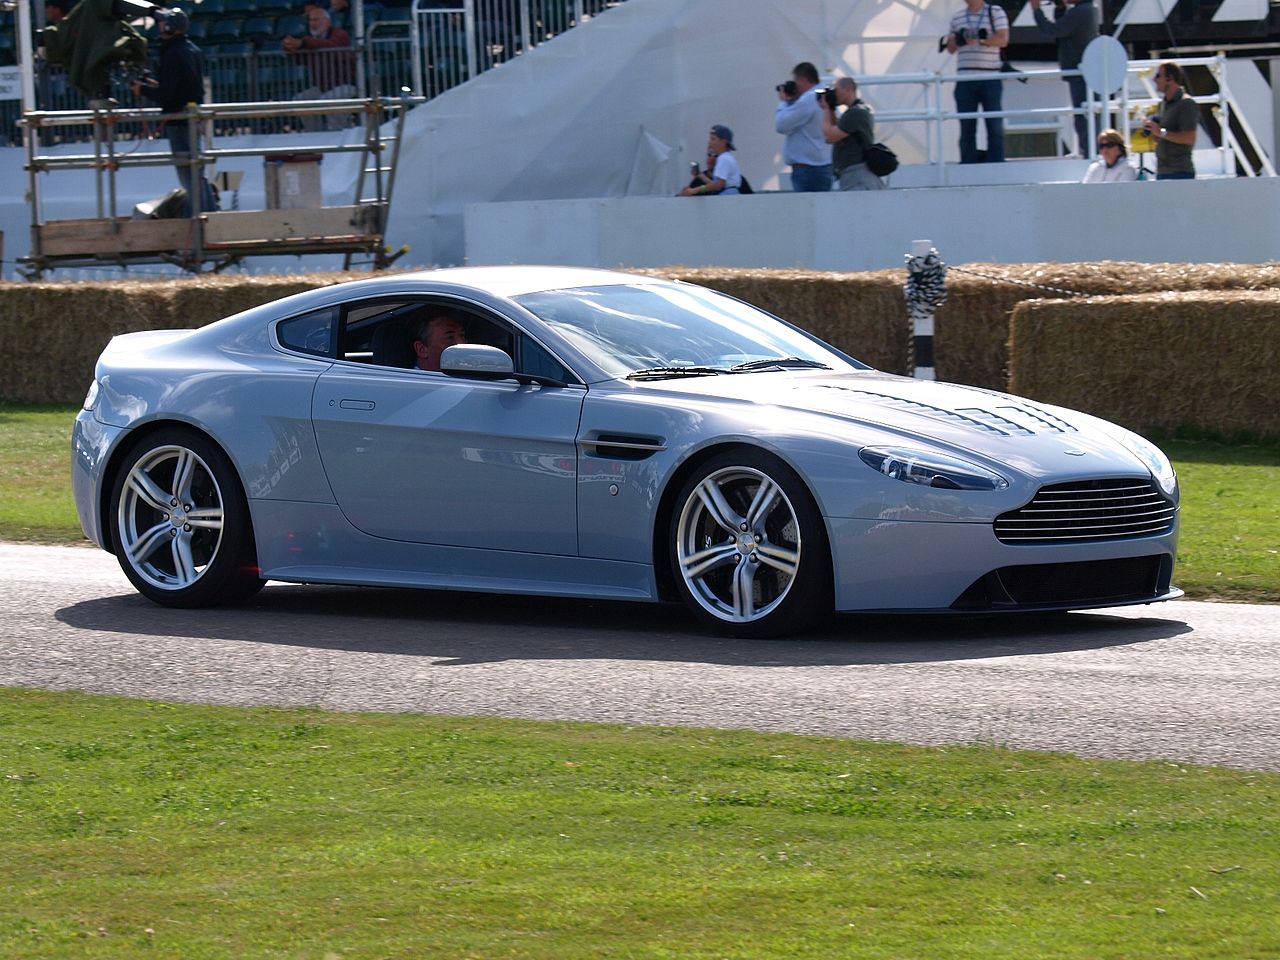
[1005,506,1176,521]
[995,477,1176,545]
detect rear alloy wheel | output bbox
[670,451,830,637]
[110,429,263,607]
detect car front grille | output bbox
[995,478,1176,545]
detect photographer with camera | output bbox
[819,78,886,191]
[1030,0,1098,158]
[774,62,833,192]
[680,126,742,197]
[1141,61,1199,180]
[944,0,1008,163]
[130,8,218,217]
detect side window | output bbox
[520,337,575,383]
[278,307,337,357]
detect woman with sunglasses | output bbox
[1082,129,1137,182]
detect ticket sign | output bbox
[0,68,23,102]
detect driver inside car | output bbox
[413,314,468,371]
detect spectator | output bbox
[130,8,218,216]
[44,0,70,25]
[283,2,356,131]
[820,77,885,191]
[1081,128,1136,182]
[945,0,1008,163]
[1142,61,1198,180]
[1030,0,1098,158]
[681,125,741,196]
[774,61,832,192]
[413,314,468,371]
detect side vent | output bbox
[581,433,667,461]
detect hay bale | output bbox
[0,273,358,404]
[640,267,910,374]
[936,261,1280,390]
[1008,290,1280,439]
[0,281,175,404]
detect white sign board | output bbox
[0,67,23,102]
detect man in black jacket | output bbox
[1031,0,1099,158]
[131,8,218,215]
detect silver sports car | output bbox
[72,266,1180,636]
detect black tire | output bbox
[668,449,831,638]
[109,427,263,608]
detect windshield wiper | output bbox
[729,357,832,372]
[627,366,728,381]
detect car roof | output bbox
[387,265,662,299]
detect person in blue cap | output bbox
[681,125,742,196]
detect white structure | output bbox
[3,0,1280,277]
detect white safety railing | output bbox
[859,55,1275,182]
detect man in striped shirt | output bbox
[945,0,1009,163]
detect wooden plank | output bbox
[203,206,379,245]
[35,218,196,257]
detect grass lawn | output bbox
[1,687,1278,959]
[4,403,1277,602]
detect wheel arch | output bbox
[650,441,831,603]
[98,418,252,560]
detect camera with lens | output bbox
[815,86,838,110]
[957,26,988,43]
[775,79,797,98]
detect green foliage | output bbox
[1,688,1278,959]
[0,404,80,542]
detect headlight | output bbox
[1117,430,1177,497]
[859,446,1009,491]
[82,380,100,412]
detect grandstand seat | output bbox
[224,0,258,14]
[193,0,225,18]
[242,16,277,44]
[217,41,254,55]
[206,17,245,44]
[254,0,294,15]
[277,13,307,38]
[185,19,209,41]
[373,7,413,22]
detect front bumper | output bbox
[826,516,1179,612]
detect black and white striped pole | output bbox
[904,240,946,380]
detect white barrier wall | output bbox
[465,176,1280,271]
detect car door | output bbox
[310,298,585,556]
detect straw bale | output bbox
[936,261,1280,389]
[0,282,177,404]
[0,273,358,404]
[1009,290,1280,439]
[640,267,909,374]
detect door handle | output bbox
[338,399,376,411]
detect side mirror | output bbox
[440,344,514,380]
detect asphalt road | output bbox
[3,543,1278,770]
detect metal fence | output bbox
[2,0,625,146]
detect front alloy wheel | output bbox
[110,429,262,607]
[671,451,829,637]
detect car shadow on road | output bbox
[55,583,1194,667]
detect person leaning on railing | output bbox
[282,0,356,131]
[1081,129,1136,182]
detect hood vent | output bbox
[813,387,1076,437]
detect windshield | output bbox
[513,283,863,379]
